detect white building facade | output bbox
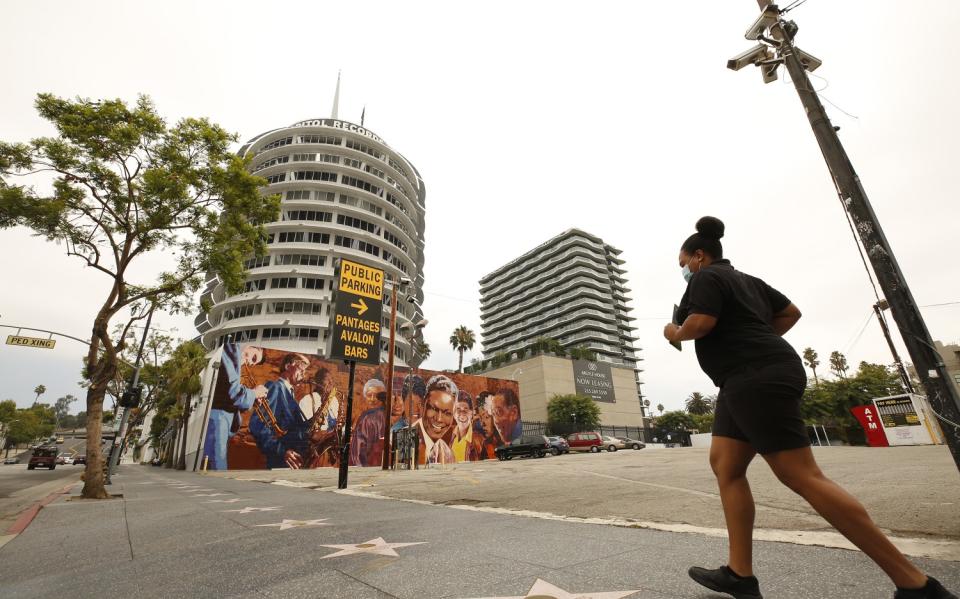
[195,118,426,366]
[479,229,643,403]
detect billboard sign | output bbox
[330,259,383,365]
[872,394,939,446]
[573,360,614,403]
[202,343,522,470]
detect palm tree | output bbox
[164,342,208,470]
[656,403,665,415]
[449,326,476,373]
[685,392,713,415]
[803,347,820,387]
[415,340,431,361]
[32,384,46,406]
[829,350,849,379]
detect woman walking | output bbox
[663,216,956,599]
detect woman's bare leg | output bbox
[762,446,927,589]
[710,436,758,576]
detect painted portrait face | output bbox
[241,346,264,366]
[409,393,423,423]
[492,394,519,439]
[422,390,455,441]
[391,391,405,417]
[284,357,310,384]
[454,399,472,432]
[478,408,495,437]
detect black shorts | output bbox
[713,359,810,455]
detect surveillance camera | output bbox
[745,5,780,41]
[793,47,822,72]
[727,44,772,71]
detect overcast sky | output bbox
[2,1,958,416]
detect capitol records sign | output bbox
[573,360,615,403]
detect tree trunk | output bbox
[81,377,111,499]
[458,349,464,373]
[812,368,819,387]
[176,399,191,471]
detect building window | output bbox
[286,190,312,200]
[265,174,286,184]
[254,155,289,172]
[243,279,267,293]
[337,214,380,235]
[291,153,316,162]
[298,134,341,145]
[273,231,305,244]
[243,255,271,270]
[271,277,298,289]
[274,254,325,267]
[343,157,362,169]
[365,165,386,179]
[266,301,322,315]
[301,277,324,290]
[383,230,406,252]
[345,139,384,160]
[261,327,290,340]
[222,303,262,322]
[318,191,335,202]
[341,175,382,197]
[334,235,380,257]
[293,170,337,182]
[260,137,292,151]
[286,210,333,223]
[386,193,409,215]
[308,232,330,244]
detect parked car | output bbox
[566,431,603,453]
[56,436,65,444]
[616,437,646,450]
[74,455,87,465]
[55,454,67,464]
[546,436,569,455]
[602,436,626,452]
[495,435,551,460]
[3,456,19,465]
[28,446,58,470]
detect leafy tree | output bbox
[449,325,476,373]
[802,347,821,387]
[685,392,714,415]
[800,361,907,440]
[655,410,696,432]
[32,385,46,406]
[829,350,849,379]
[547,393,601,435]
[0,94,279,498]
[0,399,16,423]
[569,346,597,361]
[691,412,715,433]
[53,394,77,427]
[413,340,431,365]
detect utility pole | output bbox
[381,280,400,470]
[732,2,960,472]
[107,305,155,482]
[873,300,915,394]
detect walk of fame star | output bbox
[462,578,640,599]
[222,506,281,514]
[191,493,228,497]
[255,519,330,530]
[320,537,425,559]
[205,498,248,503]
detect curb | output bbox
[6,482,77,536]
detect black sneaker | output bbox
[895,577,958,599]
[688,565,763,599]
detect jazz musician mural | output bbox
[201,344,522,470]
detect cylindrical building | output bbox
[195,118,426,367]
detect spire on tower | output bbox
[331,71,341,119]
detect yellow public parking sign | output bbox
[6,335,57,349]
[330,259,384,364]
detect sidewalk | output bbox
[0,464,957,598]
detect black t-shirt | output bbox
[676,259,800,387]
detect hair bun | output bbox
[696,216,725,240]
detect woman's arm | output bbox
[664,313,718,343]
[771,303,802,336]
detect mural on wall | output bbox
[201,342,522,470]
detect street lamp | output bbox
[382,276,412,470]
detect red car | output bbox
[28,446,58,470]
[565,431,603,453]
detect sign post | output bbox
[330,259,384,489]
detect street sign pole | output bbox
[337,360,357,489]
[107,305,154,483]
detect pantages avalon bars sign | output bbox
[573,360,614,403]
[329,259,383,365]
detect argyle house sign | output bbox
[573,360,615,403]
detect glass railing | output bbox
[481,237,604,292]
[483,279,615,325]
[482,251,606,301]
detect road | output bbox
[0,464,957,598]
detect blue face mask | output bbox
[682,265,694,283]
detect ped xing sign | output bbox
[330,259,383,364]
[6,335,56,349]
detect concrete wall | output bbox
[485,355,644,427]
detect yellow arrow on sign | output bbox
[350,297,368,316]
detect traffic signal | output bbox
[119,386,142,408]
